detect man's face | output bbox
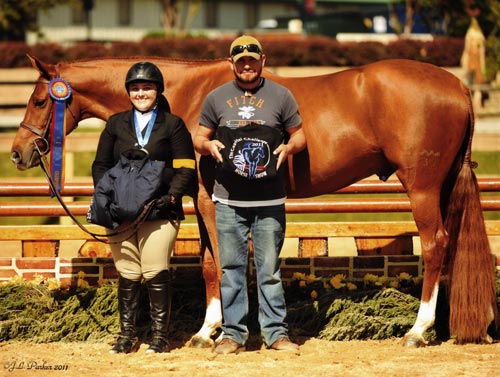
[231,55,266,85]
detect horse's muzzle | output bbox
[10,148,41,170]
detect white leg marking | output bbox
[192,297,222,341]
[407,283,439,341]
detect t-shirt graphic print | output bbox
[216,122,283,180]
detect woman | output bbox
[92,61,196,354]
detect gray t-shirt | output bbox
[199,78,302,206]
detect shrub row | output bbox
[0,35,465,69]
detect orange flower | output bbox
[330,277,343,289]
[346,282,357,291]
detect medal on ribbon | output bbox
[48,78,72,196]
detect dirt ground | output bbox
[1,337,499,377]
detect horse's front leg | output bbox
[188,187,222,348]
[188,244,222,348]
[403,191,448,347]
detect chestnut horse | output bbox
[10,56,498,347]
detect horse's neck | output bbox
[164,60,233,127]
[59,60,127,121]
[81,88,129,121]
[73,77,129,121]
[64,58,231,124]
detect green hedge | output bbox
[0,35,465,68]
[1,272,499,342]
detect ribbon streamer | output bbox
[48,78,72,197]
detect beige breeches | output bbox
[108,219,180,281]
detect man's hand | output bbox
[206,140,225,163]
[273,126,306,170]
[194,125,224,162]
[273,144,289,170]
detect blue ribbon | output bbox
[134,107,158,147]
[50,101,66,196]
[48,78,72,197]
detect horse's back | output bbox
[359,59,470,160]
[277,60,472,196]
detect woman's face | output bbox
[128,81,158,112]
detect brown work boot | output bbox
[213,338,245,355]
[269,337,299,352]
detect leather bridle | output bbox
[20,78,78,156]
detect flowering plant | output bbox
[286,271,423,304]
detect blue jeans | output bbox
[216,202,289,346]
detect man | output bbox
[194,35,306,355]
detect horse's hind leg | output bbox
[403,188,449,347]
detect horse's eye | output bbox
[34,99,46,107]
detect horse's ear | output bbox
[26,54,55,80]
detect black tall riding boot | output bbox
[145,270,172,353]
[109,276,141,354]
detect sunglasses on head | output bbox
[231,44,262,56]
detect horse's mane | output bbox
[59,56,227,67]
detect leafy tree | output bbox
[414,0,497,37]
[484,0,500,80]
[0,0,73,41]
[161,0,201,36]
[411,0,500,81]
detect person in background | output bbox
[92,61,196,354]
[194,35,306,355]
[461,17,486,87]
[461,17,487,110]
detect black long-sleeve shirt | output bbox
[92,107,196,219]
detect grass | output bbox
[0,151,498,225]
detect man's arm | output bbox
[274,125,306,169]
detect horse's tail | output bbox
[444,87,499,343]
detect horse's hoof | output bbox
[402,335,426,348]
[188,336,214,349]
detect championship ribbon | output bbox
[48,78,71,197]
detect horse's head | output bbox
[10,55,83,170]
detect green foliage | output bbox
[485,1,500,81]
[419,0,495,37]
[36,285,119,342]
[402,0,500,80]
[0,0,73,41]
[319,289,421,341]
[1,272,499,343]
[0,281,119,342]
[0,282,61,341]
[0,274,209,343]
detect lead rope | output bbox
[34,140,157,244]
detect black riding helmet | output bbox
[125,62,164,94]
